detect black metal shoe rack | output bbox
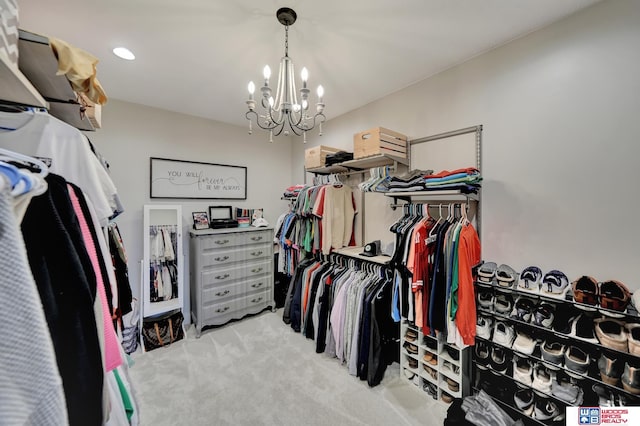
[473,280,640,425]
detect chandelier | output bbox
[245,7,325,143]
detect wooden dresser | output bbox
[189,227,275,337]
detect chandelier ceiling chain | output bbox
[245,7,326,143]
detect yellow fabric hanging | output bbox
[49,37,108,105]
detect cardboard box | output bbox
[353,127,408,160]
[304,145,342,169]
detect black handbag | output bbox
[141,309,184,351]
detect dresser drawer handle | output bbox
[250,251,263,257]
[215,274,230,280]
[251,297,263,304]
[251,282,263,289]
[215,290,230,296]
[216,306,230,313]
[250,236,263,241]
[251,267,263,273]
[215,239,230,245]
[215,255,230,261]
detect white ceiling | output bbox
[19,0,600,128]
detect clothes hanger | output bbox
[0,147,49,178]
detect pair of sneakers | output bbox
[518,267,570,300]
[572,276,632,314]
[510,296,555,329]
[477,262,518,288]
[512,355,555,395]
[475,339,511,374]
[513,388,563,422]
[599,353,640,395]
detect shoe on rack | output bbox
[532,363,553,396]
[475,340,491,370]
[598,351,623,385]
[423,351,434,363]
[446,345,460,361]
[441,392,454,404]
[404,328,418,342]
[513,354,533,387]
[518,266,542,294]
[599,280,632,313]
[407,356,418,369]
[626,323,640,356]
[534,398,561,422]
[496,264,518,289]
[490,345,511,374]
[443,360,460,375]
[477,288,494,310]
[552,371,583,405]
[552,305,576,335]
[621,359,640,395]
[446,378,460,392]
[492,321,516,347]
[592,383,617,407]
[512,330,537,355]
[572,276,599,309]
[510,296,536,322]
[514,388,535,416]
[594,318,628,352]
[477,261,498,284]
[540,341,565,369]
[541,270,570,300]
[424,335,438,350]
[569,314,599,343]
[403,369,415,380]
[423,381,438,400]
[403,341,418,354]
[494,293,514,315]
[476,315,493,340]
[564,346,590,378]
[531,303,555,329]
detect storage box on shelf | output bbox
[473,280,640,424]
[400,320,471,404]
[304,145,343,169]
[354,127,408,161]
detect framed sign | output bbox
[150,157,247,199]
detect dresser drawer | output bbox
[245,290,269,308]
[202,298,242,318]
[243,231,271,245]
[200,246,246,267]
[202,281,243,304]
[201,259,271,286]
[199,233,243,250]
[244,243,271,261]
[244,276,271,294]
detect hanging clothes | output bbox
[390,202,481,347]
[148,225,179,302]
[283,254,398,387]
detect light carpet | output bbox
[129,310,447,425]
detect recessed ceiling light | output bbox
[112,47,135,60]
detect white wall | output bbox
[88,100,293,319]
[296,0,640,290]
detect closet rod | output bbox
[410,125,482,145]
[388,202,470,209]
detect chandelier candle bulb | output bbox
[301,67,308,88]
[263,65,271,86]
[317,85,324,103]
[248,81,255,100]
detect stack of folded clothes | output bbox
[387,169,433,192]
[283,184,305,198]
[423,167,482,193]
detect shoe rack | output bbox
[473,280,640,425]
[400,320,472,405]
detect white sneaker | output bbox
[512,330,537,355]
[513,354,533,386]
[476,315,493,340]
[532,363,554,396]
[492,321,515,347]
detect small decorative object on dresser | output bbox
[189,227,275,337]
[192,211,209,230]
